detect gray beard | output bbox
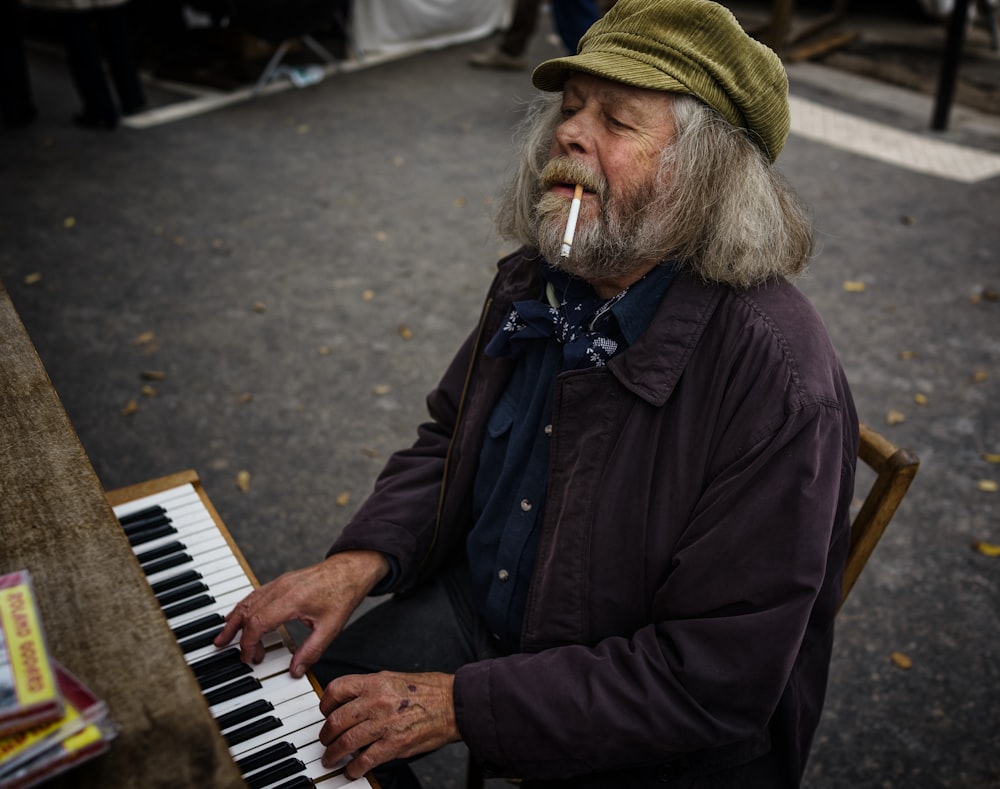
[531,174,673,283]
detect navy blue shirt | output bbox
[467,262,678,651]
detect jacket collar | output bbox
[494,251,725,407]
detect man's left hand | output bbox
[318,671,460,778]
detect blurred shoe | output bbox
[468,45,527,71]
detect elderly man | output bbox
[217,1,858,787]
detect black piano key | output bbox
[197,660,253,692]
[137,540,187,565]
[122,513,172,536]
[178,624,224,653]
[236,741,298,776]
[190,647,241,677]
[216,699,274,732]
[225,715,282,748]
[271,776,316,789]
[172,613,225,641]
[204,675,262,707]
[127,522,178,547]
[163,593,215,621]
[245,758,306,789]
[141,552,192,577]
[118,504,166,525]
[156,580,208,607]
[151,569,203,595]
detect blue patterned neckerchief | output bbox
[485,264,634,369]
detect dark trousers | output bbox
[312,564,503,789]
[499,0,600,57]
[63,4,145,123]
[1,0,35,127]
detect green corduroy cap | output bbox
[532,0,790,162]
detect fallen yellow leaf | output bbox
[373,384,392,395]
[898,350,917,360]
[398,325,413,340]
[453,197,467,208]
[133,331,155,345]
[63,217,76,229]
[843,281,867,292]
[972,370,988,383]
[914,393,928,406]
[120,399,139,416]
[889,651,913,670]
[885,409,906,426]
[23,272,42,285]
[362,289,375,301]
[972,540,1000,557]
[236,470,251,492]
[976,480,999,493]
[141,385,158,397]
[983,453,1000,464]
[335,491,351,507]
[253,302,267,313]
[141,370,166,381]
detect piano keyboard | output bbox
[112,481,374,789]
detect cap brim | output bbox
[532,50,689,96]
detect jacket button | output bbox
[498,569,510,581]
[544,424,553,436]
[520,498,532,512]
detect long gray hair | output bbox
[494,92,813,290]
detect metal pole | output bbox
[931,0,972,130]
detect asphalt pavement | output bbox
[1,2,999,787]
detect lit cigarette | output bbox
[560,184,584,258]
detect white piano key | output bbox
[188,630,292,680]
[185,629,286,665]
[228,706,327,759]
[241,744,348,789]
[211,671,316,718]
[135,528,229,558]
[316,775,374,788]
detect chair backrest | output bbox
[840,421,920,611]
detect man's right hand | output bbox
[214,550,391,679]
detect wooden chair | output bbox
[840,421,920,610]
[464,420,919,788]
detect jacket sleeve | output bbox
[453,401,855,779]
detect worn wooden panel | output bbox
[0,282,245,789]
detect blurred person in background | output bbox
[20,0,145,128]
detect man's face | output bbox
[533,73,678,290]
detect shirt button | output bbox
[498,569,510,581]
[544,424,553,436]
[520,499,532,512]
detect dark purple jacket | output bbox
[331,249,858,786]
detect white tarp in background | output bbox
[351,0,510,57]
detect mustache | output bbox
[539,158,608,200]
